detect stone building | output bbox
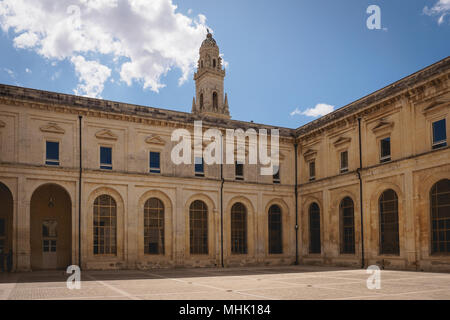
[0,32,449,272]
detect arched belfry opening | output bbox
[0,182,13,272]
[213,92,218,110]
[30,184,72,270]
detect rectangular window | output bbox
[273,165,280,184]
[432,119,447,149]
[149,152,161,173]
[235,161,244,180]
[195,157,204,176]
[380,137,391,163]
[309,161,315,181]
[45,141,60,166]
[100,146,112,170]
[340,151,348,173]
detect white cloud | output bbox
[0,0,209,97]
[424,0,450,25]
[290,103,335,117]
[71,55,111,98]
[4,68,15,78]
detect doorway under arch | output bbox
[30,184,72,270]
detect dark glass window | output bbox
[189,200,208,254]
[340,197,355,254]
[45,141,59,166]
[379,189,400,255]
[431,179,450,254]
[195,157,204,176]
[235,161,244,180]
[309,203,321,254]
[309,161,316,181]
[432,119,447,149]
[273,165,280,184]
[380,137,391,163]
[93,195,117,255]
[213,92,218,110]
[231,203,247,254]
[150,152,161,173]
[268,205,282,254]
[100,147,112,170]
[340,151,348,173]
[0,219,4,237]
[144,198,164,255]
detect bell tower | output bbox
[192,30,230,119]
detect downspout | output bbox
[294,141,299,265]
[78,115,83,270]
[220,162,224,268]
[357,117,365,269]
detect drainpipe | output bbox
[357,117,365,269]
[294,142,299,265]
[78,115,83,270]
[220,162,224,268]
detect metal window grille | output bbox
[189,200,208,255]
[379,189,400,255]
[309,203,321,254]
[340,197,355,254]
[144,198,165,255]
[231,203,247,254]
[93,195,117,255]
[268,205,282,254]
[431,179,450,254]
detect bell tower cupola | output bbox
[192,30,230,119]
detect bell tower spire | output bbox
[192,30,230,119]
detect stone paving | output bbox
[0,265,450,300]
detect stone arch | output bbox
[224,196,256,258]
[86,186,125,262]
[30,183,72,270]
[415,170,450,258]
[0,181,13,272]
[137,190,174,261]
[184,193,217,260]
[369,182,403,257]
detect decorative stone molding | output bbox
[39,122,65,134]
[145,134,166,146]
[372,118,394,136]
[422,96,450,114]
[0,119,5,128]
[333,136,351,149]
[95,129,118,141]
[303,149,317,162]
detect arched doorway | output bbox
[0,182,13,272]
[30,184,72,270]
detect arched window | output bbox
[213,92,218,110]
[213,59,216,68]
[201,60,204,68]
[231,203,247,254]
[268,204,282,254]
[309,203,321,254]
[340,197,355,254]
[93,195,117,255]
[190,200,208,255]
[431,179,450,254]
[144,198,164,255]
[379,189,399,255]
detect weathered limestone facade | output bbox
[0,33,448,272]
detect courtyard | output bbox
[0,265,449,300]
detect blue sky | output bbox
[0,0,449,129]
